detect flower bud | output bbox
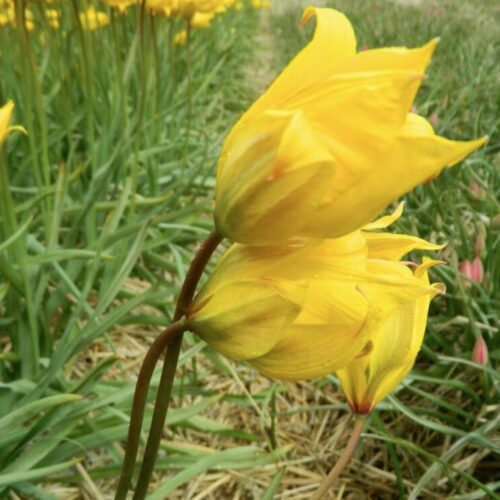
[470,256,484,284]
[188,207,443,381]
[0,101,25,145]
[474,224,486,256]
[214,7,486,244]
[472,336,488,365]
[460,257,483,285]
[459,259,473,282]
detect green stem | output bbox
[129,0,149,220]
[311,415,366,500]
[114,320,187,500]
[185,19,192,142]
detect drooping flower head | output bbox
[214,7,486,245]
[188,205,444,381]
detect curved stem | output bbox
[132,230,223,499]
[311,415,366,500]
[174,230,223,321]
[115,321,187,500]
[115,230,223,499]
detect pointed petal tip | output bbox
[299,6,315,29]
[433,282,446,295]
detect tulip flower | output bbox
[173,29,187,45]
[0,3,34,31]
[146,0,224,17]
[187,206,443,380]
[474,223,486,256]
[0,101,24,145]
[336,257,444,414]
[79,7,109,30]
[214,7,486,245]
[103,0,137,13]
[45,9,60,29]
[472,336,488,365]
[459,256,484,285]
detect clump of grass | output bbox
[0,1,263,496]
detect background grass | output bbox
[0,0,498,498]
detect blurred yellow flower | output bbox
[46,9,60,29]
[337,258,444,414]
[214,7,486,245]
[0,101,25,145]
[0,4,34,31]
[147,0,223,17]
[173,28,187,45]
[191,11,214,28]
[102,0,137,13]
[187,206,442,380]
[79,6,109,30]
[251,0,270,9]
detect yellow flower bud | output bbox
[79,7,109,31]
[337,258,444,414]
[188,207,443,380]
[214,7,486,244]
[102,0,137,14]
[0,101,25,145]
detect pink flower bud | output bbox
[459,259,472,280]
[470,180,485,200]
[429,111,439,128]
[470,256,484,284]
[474,225,486,256]
[459,257,483,285]
[472,337,488,365]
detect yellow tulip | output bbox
[102,0,137,14]
[79,7,109,30]
[337,258,443,414]
[173,28,187,45]
[187,207,443,380]
[190,11,214,28]
[0,101,25,145]
[214,7,486,245]
[147,0,222,17]
[0,4,34,31]
[45,9,60,29]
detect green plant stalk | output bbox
[311,415,366,500]
[185,18,193,142]
[115,230,223,499]
[114,320,187,500]
[129,0,149,220]
[110,9,128,134]
[0,148,39,378]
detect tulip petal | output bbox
[216,112,336,244]
[363,202,404,231]
[337,38,438,75]
[304,113,486,238]
[288,71,424,162]
[190,281,299,361]
[250,283,373,380]
[365,232,444,260]
[245,7,356,118]
[337,258,444,412]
